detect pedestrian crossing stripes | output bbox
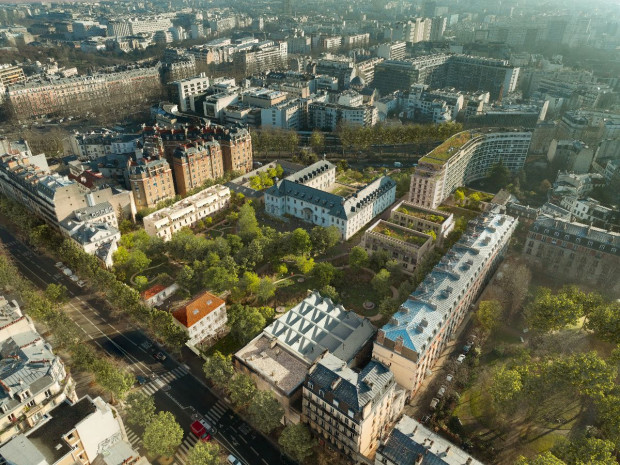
[125,427,142,449]
[173,434,199,465]
[202,400,228,425]
[140,366,188,395]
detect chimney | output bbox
[415,453,423,465]
[86,192,95,207]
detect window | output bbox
[307,381,313,390]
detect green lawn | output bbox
[203,333,244,357]
[335,276,382,316]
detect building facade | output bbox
[361,220,434,274]
[303,353,403,462]
[265,161,396,240]
[409,130,531,209]
[172,291,227,348]
[373,211,517,395]
[172,140,224,196]
[523,216,620,293]
[128,157,175,210]
[143,184,230,241]
[390,200,454,246]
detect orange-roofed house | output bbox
[172,291,227,347]
[140,283,179,306]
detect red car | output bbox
[191,420,212,442]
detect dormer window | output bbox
[307,381,314,390]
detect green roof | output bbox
[419,132,473,165]
[396,205,446,224]
[374,222,430,246]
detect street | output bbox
[0,225,293,465]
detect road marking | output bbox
[250,446,258,455]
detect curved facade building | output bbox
[409,129,531,209]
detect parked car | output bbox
[437,385,447,398]
[463,344,472,353]
[62,267,73,276]
[446,373,454,383]
[421,414,431,424]
[70,275,79,282]
[136,376,147,386]
[153,351,166,362]
[77,280,86,288]
[456,354,466,363]
[227,455,242,465]
[190,420,212,442]
[55,262,64,269]
[430,398,440,410]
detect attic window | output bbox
[193,309,199,315]
[207,300,212,305]
[348,409,354,418]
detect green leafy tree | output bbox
[203,351,235,390]
[348,246,368,270]
[552,352,615,400]
[187,442,221,465]
[143,411,183,458]
[256,277,276,303]
[454,189,465,205]
[312,262,338,288]
[229,373,257,409]
[552,437,617,465]
[203,266,238,293]
[44,283,68,305]
[586,301,620,344]
[125,391,156,428]
[309,129,325,153]
[134,275,149,291]
[320,285,339,302]
[227,305,266,344]
[95,361,135,402]
[279,423,316,462]
[379,297,400,316]
[488,162,512,190]
[287,228,312,256]
[597,395,620,448]
[294,256,315,274]
[237,203,261,242]
[490,366,522,406]
[526,287,583,332]
[310,225,341,254]
[239,271,261,296]
[248,390,284,434]
[371,269,392,297]
[515,452,566,465]
[476,300,503,333]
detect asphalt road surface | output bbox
[0,225,295,465]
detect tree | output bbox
[476,300,503,333]
[309,129,325,153]
[526,287,583,332]
[248,390,284,434]
[585,301,620,344]
[239,271,261,296]
[348,246,368,270]
[489,366,522,406]
[312,262,338,288]
[125,391,156,428]
[310,225,341,255]
[597,395,620,448]
[227,305,266,344]
[320,285,339,302]
[294,256,315,274]
[237,203,260,242]
[45,283,68,305]
[143,411,183,458]
[371,269,392,297]
[515,452,566,465]
[134,275,149,291]
[287,228,312,256]
[229,373,257,409]
[454,189,465,205]
[279,423,316,462]
[552,437,616,465]
[187,442,221,465]
[488,162,512,190]
[203,266,238,293]
[95,361,135,402]
[203,351,235,390]
[379,297,400,316]
[256,277,276,303]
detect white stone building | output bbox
[172,291,227,348]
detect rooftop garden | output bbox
[420,131,473,165]
[396,205,446,224]
[373,222,430,246]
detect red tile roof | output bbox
[141,284,167,301]
[173,291,225,328]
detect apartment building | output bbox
[373,211,517,395]
[308,102,378,130]
[343,33,370,48]
[217,126,253,173]
[547,139,595,174]
[0,395,148,465]
[172,73,210,112]
[390,200,454,246]
[235,291,376,424]
[173,291,227,348]
[409,129,531,209]
[261,99,303,130]
[303,353,404,462]
[373,54,518,99]
[558,196,619,229]
[68,131,139,160]
[361,220,434,274]
[376,42,407,61]
[523,216,620,293]
[143,184,230,241]
[234,42,288,75]
[6,66,162,119]
[265,161,396,240]
[128,157,175,210]
[0,296,77,444]
[405,85,464,123]
[0,64,25,98]
[172,140,224,196]
[242,89,287,109]
[375,415,482,465]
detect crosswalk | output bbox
[140,366,188,395]
[126,427,142,450]
[202,399,228,426]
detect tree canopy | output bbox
[248,390,284,434]
[142,411,183,458]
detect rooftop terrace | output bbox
[419,131,473,165]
